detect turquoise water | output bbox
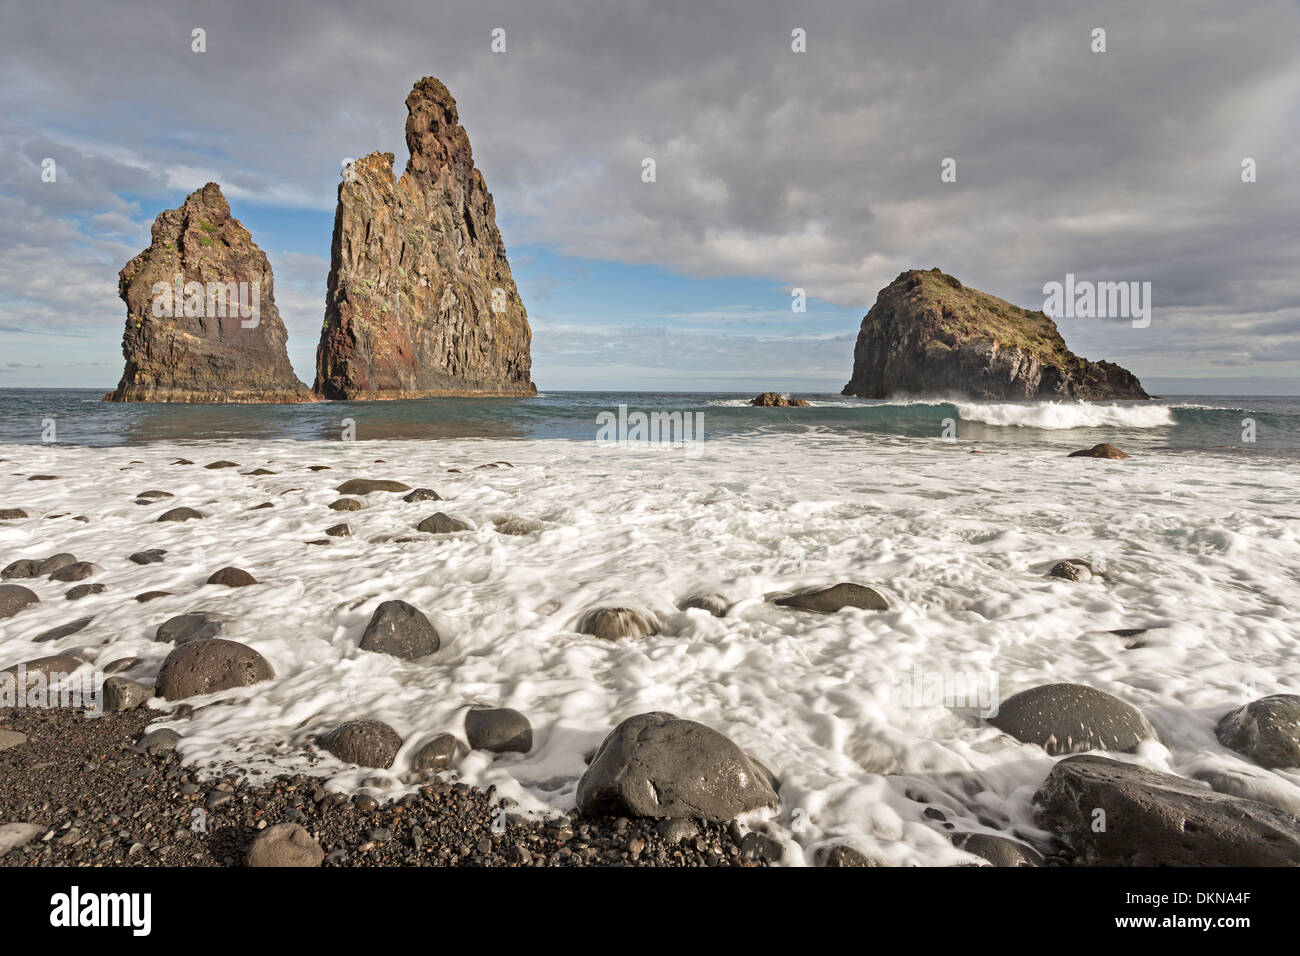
[0,389,1297,454]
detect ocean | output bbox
[2,389,1298,865]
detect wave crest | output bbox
[954,402,1175,430]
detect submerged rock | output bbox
[105,183,314,404]
[678,593,731,617]
[772,583,888,612]
[313,77,535,400]
[1034,754,1300,865]
[576,712,778,821]
[1048,559,1105,582]
[750,392,811,407]
[988,683,1156,755]
[951,832,1044,867]
[576,607,660,640]
[335,479,410,495]
[155,613,223,645]
[842,269,1148,400]
[1216,694,1300,769]
[1069,443,1131,459]
[157,507,204,522]
[0,584,39,619]
[416,512,472,534]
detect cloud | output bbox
[0,0,1297,385]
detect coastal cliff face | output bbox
[313,78,535,400]
[106,183,314,404]
[842,269,1149,401]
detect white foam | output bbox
[1,433,1297,866]
[955,401,1175,429]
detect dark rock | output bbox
[313,77,535,400]
[155,613,223,645]
[65,583,106,600]
[677,593,731,617]
[750,392,811,407]
[1,559,38,579]
[128,549,167,565]
[1034,754,1300,865]
[359,600,441,660]
[0,584,39,619]
[1216,694,1300,769]
[465,707,532,754]
[135,590,173,603]
[319,720,403,768]
[1,654,84,680]
[739,831,785,863]
[335,479,410,495]
[136,490,173,499]
[773,583,888,612]
[49,561,100,582]
[157,507,204,522]
[576,712,778,821]
[243,468,276,476]
[247,823,324,867]
[952,832,1044,867]
[136,728,182,753]
[33,617,94,643]
[325,523,351,537]
[815,845,880,867]
[416,512,472,534]
[402,488,442,502]
[206,567,257,587]
[410,734,467,771]
[328,498,363,511]
[105,182,314,404]
[575,607,660,640]
[206,461,240,469]
[1049,559,1104,582]
[0,509,31,520]
[102,677,153,712]
[842,269,1148,400]
[36,553,77,575]
[988,683,1156,755]
[656,819,698,844]
[155,639,275,700]
[102,657,142,675]
[1069,443,1131,459]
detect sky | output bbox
[1,0,1298,394]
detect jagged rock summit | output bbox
[313,77,535,399]
[106,183,314,404]
[842,269,1148,400]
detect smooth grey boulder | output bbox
[155,613,223,645]
[815,844,881,867]
[772,583,888,612]
[1,559,38,579]
[988,683,1156,755]
[155,639,274,700]
[359,600,440,660]
[36,553,77,575]
[207,567,256,587]
[1034,754,1300,865]
[678,593,730,617]
[33,617,94,643]
[246,823,324,867]
[465,707,532,754]
[2,654,84,680]
[49,561,99,582]
[136,728,181,753]
[0,584,39,619]
[576,712,778,821]
[402,488,442,502]
[65,583,105,600]
[576,606,659,640]
[1216,694,1300,769]
[410,733,467,771]
[157,507,204,522]
[336,478,410,495]
[952,832,1044,867]
[102,676,153,712]
[319,719,402,768]
[416,512,472,534]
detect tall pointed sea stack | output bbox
[313,77,535,399]
[106,183,314,404]
[842,269,1148,400]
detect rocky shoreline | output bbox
[0,707,758,867]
